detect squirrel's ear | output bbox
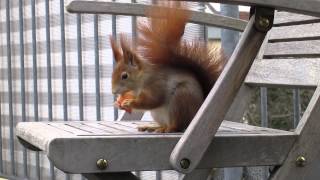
[109,36,122,63]
[120,36,142,69]
[122,46,142,69]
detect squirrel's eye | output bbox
[121,72,129,80]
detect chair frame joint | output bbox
[251,6,275,32]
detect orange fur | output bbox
[110,2,225,132]
[137,2,225,96]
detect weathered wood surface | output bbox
[271,85,320,180]
[264,40,320,58]
[224,85,254,121]
[66,1,247,31]
[245,58,320,88]
[183,0,320,17]
[269,23,320,42]
[274,11,320,26]
[120,112,144,121]
[16,120,296,173]
[225,30,269,122]
[170,15,268,173]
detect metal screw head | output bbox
[96,159,108,170]
[296,156,306,167]
[257,16,270,29]
[180,158,191,169]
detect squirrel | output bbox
[110,2,225,133]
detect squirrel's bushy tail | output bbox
[137,2,225,96]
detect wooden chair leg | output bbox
[270,86,320,180]
[180,169,212,180]
[83,172,140,180]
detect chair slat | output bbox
[269,23,320,42]
[246,58,320,88]
[264,40,320,58]
[274,11,320,26]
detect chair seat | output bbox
[17,120,297,173]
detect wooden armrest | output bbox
[66,1,247,31]
[179,0,320,17]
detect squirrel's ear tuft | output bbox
[109,36,122,63]
[123,47,142,69]
[120,35,142,69]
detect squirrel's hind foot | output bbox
[137,123,178,133]
[137,124,161,132]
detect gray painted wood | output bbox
[170,15,268,173]
[120,112,144,121]
[180,169,211,180]
[264,40,320,58]
[83,172,140,180]
[245,58,320,88]
[274,11,320,26]
[182,0,320,17]
[66,1,247,31]
[16,120,296,173]
[225,31,270,122]
[269,23,320,42]
[271,85,320,180]
[224,85,254,122]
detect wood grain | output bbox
[269,23,320,42]
[245,58,320,88]
[274,11,320,26]
[264,40,320,58]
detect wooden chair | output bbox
[16,1,320,179]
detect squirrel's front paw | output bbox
[121,99,134,109]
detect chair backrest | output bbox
[171,8,320,173]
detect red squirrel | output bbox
[110,2,225,133]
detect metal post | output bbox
[77,14,84,122]
[31,0,41,179]
[60,0,69,179]
[112,0,118,120]
[132,0,137,40]
[155,171,162,180]
[258,87,270,180]
[60,0,68,122]
[220,4,242,180]
[221,4,240,57]
[18,0,28,177]
[260,87,268,127]
[94,14,101,121]
[293,89,301,128]
[0,77,3,174]
[44,0,55,179]
[5,0,15,175]
[199,3,208,41]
